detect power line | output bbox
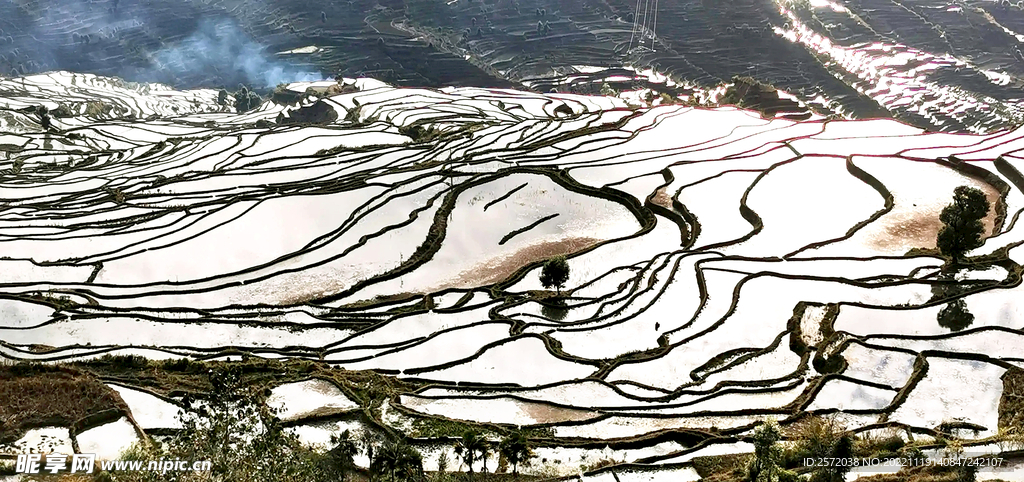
[628,0,643,52]
[628,0,658,53]
[650,0,658,51]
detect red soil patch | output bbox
[650,187,674,210]
[441,236,600,289]
[519,400,601,424]
[871,184,1001,251]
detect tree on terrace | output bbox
[539,255,570,295]
[936,185,990,265]
[454,430,490,481]
[497,432,534,477]
[328,429,359,481]
[370,440,424,482]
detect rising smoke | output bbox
[148,18,322,89]
[0,1,324,89]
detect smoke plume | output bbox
[148,18,322,89]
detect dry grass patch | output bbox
[999,366,1024,430]
[691,453,753,482]
[0,364,126,442]
[854,427,907,459]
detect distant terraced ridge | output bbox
[3,1,1024,132]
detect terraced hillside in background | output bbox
[1,72,1024,479]
[3,0,1024,133]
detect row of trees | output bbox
[329,428,534,482]
[453,430,533,479]
[108,367,535,482]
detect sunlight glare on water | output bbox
[773,0,1024,133]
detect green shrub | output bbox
[783,417,856,482]
[747,420,799,482]
[89,354,150,370]
[398,124,442,143]
[812,354,844,374]
[160,358,203,373]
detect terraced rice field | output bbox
[1,71,1023,479]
